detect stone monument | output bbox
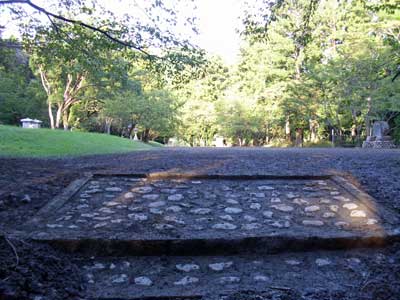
[362,121,396,148]
[20,118,42,128]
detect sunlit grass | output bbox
[0,125,159,157]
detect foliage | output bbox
[0,40,47,125]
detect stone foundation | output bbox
[362,141,397,149]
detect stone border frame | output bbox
[22,173,400,256]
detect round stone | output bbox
[270,220,290,228]
[347,258,361,264]
[148,201,166,208]
[46,224,63,229]
[330,191,340,196]
[104,201,119,207]
[196,217,213,222]
[343,203,358,210]
[244,215,257,222]
[86,189,99,195]
[168,194,184,201]
[305,205,320,212]
[176,264,200,272]
[220,215,234,221]
[128,206,144,212]
[258,186,274,191]
[320,198,331,204]
[111,219,123,224]
[250,203,262,210]
[149,208,164,215]
[226,199,239,205]
[285,259,301,265]
[164,216,185,225]
[286,192,297,199]
[93,222,108,229]
[335,221,349,228]
[166,206,182,213]
[270,197,281,203]
[134,276,153,286]
[367,218,378,225]
[190,208,212,215]
[212,223,237,230]
[302,220,324,226]
[160,188,177,194]
[142,194,160,200]
[315,258,332,267]
[132,186,153,193]
[154,223,175,230]
[191,225,205,231]
[329,205,339,212]
[128,213,148,221]
[105,187,122,192]
[250,192,265,198]
[350,210,367,218]
[224,207,243,214]
[262,211,273,218]
[124,192,134,199]
[272,204,294,212]
[322,212,335,218]
[209,262,233,271]
[99,207,115,214]
[111,274,128,283]
[93,216,111,221]
[174,276,199,285]
[77,204,89,209]
[333,195,350,202]
[191,181,202,184]
[254,275,270,282]
[80,193,91,198]
[293,198,309,205]
[242,223,262,230]
[219,276,240,284]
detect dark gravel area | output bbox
[0,147,400,299]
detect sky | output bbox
[1,0,245,64]
[195,0,243,64]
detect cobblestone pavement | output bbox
[29,176,385,240]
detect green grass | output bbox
[0,125,160,157]
[147,140,165,147]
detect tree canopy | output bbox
[0,0,399,146]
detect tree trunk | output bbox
[62,110,69,131]
[55,106,63,129]
[48,102,55,129]
[365,96,372,136]
[295,128,303,147]
[104,117,112,134]
[143,128,150,143]
[265,122,270,145]
[285,115,291,142]
[309,119,319,143]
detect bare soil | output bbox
[1,148,400,300]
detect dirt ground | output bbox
[1,147,400,300]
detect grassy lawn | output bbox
[0,125,160,157]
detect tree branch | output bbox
[0,0,157,58]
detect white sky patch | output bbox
[194,0,243,65]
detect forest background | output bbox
[0,0,399,147]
